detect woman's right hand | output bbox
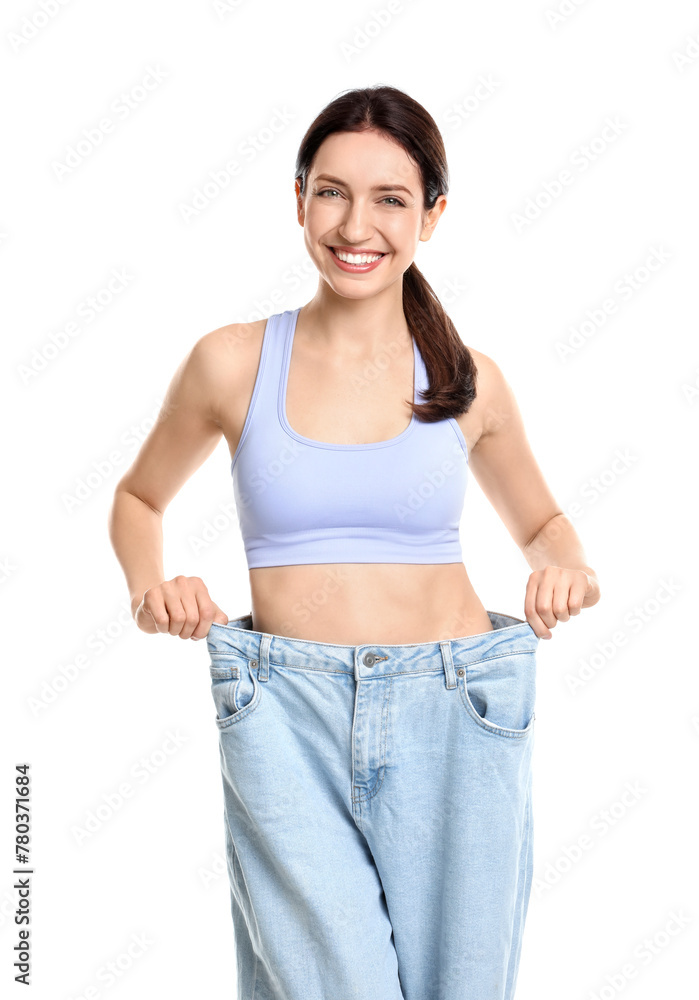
[132,576,229,640]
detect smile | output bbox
[328,246,388,271]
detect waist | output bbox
[247,562,494,645]
[207,608,538,671]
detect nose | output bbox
[337,200,375,246]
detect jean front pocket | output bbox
[456,648,536,739]
[209,654,262,729]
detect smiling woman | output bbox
[108,84,600,1000]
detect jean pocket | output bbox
[456,649,536,739]
[209,655,262,729]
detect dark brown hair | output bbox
[294,84,477,422]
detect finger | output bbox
[533,576,558,635]
[551,577,572,623]
[568,575,589,615]
[524,579,552,639]
[176,587,202,641]
[188,582,225,640]
[162,591,187,637]
[192,606,231,641]
[189,590,223,641]
[142,592,170,634]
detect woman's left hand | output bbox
[524,566,600,639]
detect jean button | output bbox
[363,652,376,667]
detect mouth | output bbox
[328,246,388,267]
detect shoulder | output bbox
[458,345,521,447]
[193,317,267,366]
[181,318,268,425]
[464,345,512,406]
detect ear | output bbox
[421,195,447,241]
[295,179,305,227]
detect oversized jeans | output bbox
[205,610,540,1000]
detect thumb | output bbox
[192,608,230,640]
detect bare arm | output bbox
[108,328,232,634]
[110,490,166,618]
[466,351,601,636]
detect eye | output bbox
[315,189,405,207]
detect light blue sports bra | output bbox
[231,307,469,568]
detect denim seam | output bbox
[504,785,533,999]
[211,677,237,724]
[215,671,262,729]
[458,650,537,671]
[248,656,533,676]
[269,661,443,678]
[351,677,393,806]
[208,619,530,651]
[224,817,259,999]
[354,675,392,804]
[457,678,534,739]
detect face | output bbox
[296,129,447,298]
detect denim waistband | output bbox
[205,610,539,681]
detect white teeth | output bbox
[334,249,384,264]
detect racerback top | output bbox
[230,306,469,568]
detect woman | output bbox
[109,85,600,1000]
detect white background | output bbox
[2,0,698,997]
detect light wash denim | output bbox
[205,610,540,1000]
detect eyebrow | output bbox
[313,173,414,196]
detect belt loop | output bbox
[440,640,456,690]
[257,633,272,683]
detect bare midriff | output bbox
[219,311,497,646]
[248,562,494,645]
